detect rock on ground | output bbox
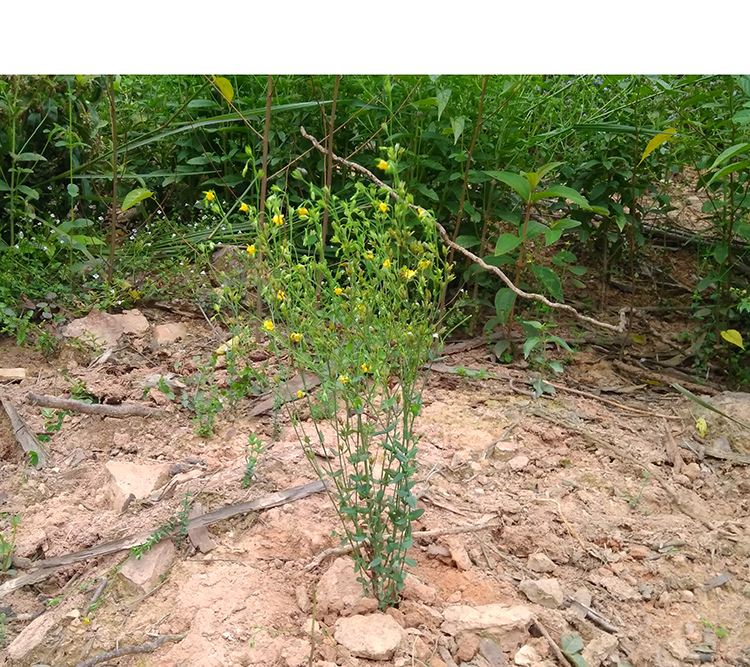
[441,604,533,650]
[519,578,565,609]
[105,460,171,511]
[315,556,377,616]
[334,612,405,660]
[119,539,176,594]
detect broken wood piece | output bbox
[1,394,48,467]
[72,634,185,667]
[612,360,719,396]
[187,502,216,553]
[0,479,327,599]
[249,372,321,417]
[26,392,167,418]
[0,368,26,381]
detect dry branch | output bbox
[1,394,48,467]
[0,480,326,599]
[300,127,627,335]
[26,392,167,418]
[304,521,500,571]
[72,634,185,667]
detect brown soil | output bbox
[0,293,749,667]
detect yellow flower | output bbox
[417,207,425,218]
[298,207,309,216]
[379,202,388,213]
[356,304,366,314]
[290,332,303,343]
[277,290,286,301]
[262,320,274,332]
[247,244,256,256]
[361,363,371,373]
[334,287,343,296]
[377,159,388,171]
[382,258,391,269]
[272,213,285,226]
[339,374,350,385]
[401,268,417,280]
[418,259,431,270]
[297,390,306,399]
[203,190,215,202]
[239,202,249,213]
[364,252,374,260]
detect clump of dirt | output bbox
[0,301,749,667]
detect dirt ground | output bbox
[0,293,749,667]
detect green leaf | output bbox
[550,218,582,230]
[710,142,750,170]
[486,171,531,202]
[721,329,744,349]
[568,265,587,276]
[732,109,750,125]
[706,160,749,187]
[532,265,563,301]
[451,116,466,144]
[121,188,154,212]
[66,183,79,197]
[638,127,677,166]
[494,339,511,357]
[0,179,9,191]
[494,288,516,325]
[713,244,729,265]
[524,220,547,241]
[523,336,541,359]
[187,155,211,165]
[13,151,47,162]
[415,183,439,201]
[561,633,585,655]
[455,235,481,249]
[549,360,564,374]
[437,88,451,121]
[535,185,591,209]
[17,185,39,200]
[495,233,522,255]
[213,76,234,104]
[545,229,564,246]
[536,161,564,180]
[548,335,574,352]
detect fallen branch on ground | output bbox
[1,394,48,467]
[301,126,627,335]
[303,521,500,571]
[71,634,185,667]
[26,392,167,418]
[0,480,326,599]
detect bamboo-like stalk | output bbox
[106,75,118,282]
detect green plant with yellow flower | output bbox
[259,167,448,608]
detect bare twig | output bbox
[532,617,573,667]
[1,394,48,466]
[299,127,627,335]
[0,480,327,598]
[304,521,500,571]
[26,392,166,418]
[72,634,185,667]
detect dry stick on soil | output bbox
[531,617,574,667]
[1,394,48,467]
[535,496,606,564]
[303,522,501,571]
[0,479,326,599]
[26,392,167,418]
[612,359,719,396]
[545,381,680,420]
[299,128,628,336]
[69,633,185,667]
[532,407,715,530]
